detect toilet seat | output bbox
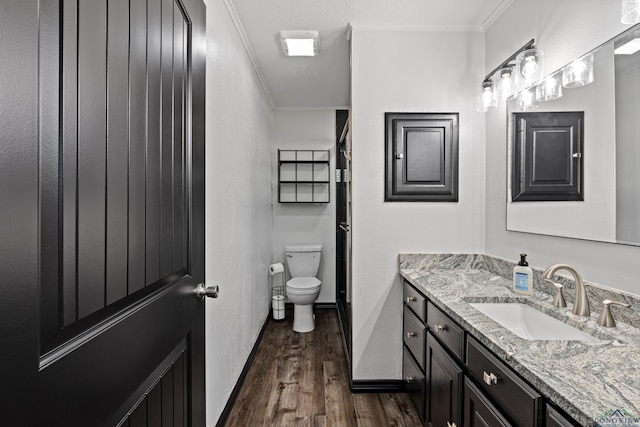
[286,277,321,294]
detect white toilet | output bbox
[285,244,322,333]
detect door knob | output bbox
[194,283,219,300]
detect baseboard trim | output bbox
[215,313,271,427]
[314,302,337,309]
[351,380,405,393]
[283,302,337,309]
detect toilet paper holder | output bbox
[269,263,286,320]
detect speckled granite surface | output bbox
[399,253,640,427]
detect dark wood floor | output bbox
[222,308,422,427]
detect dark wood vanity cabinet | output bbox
[426,333,463,427]
[401,279,573,427]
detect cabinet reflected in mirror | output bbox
[506,25,640,246]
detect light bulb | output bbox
[477,80,497,112]
[562,53,594,88]
[518,87,539,111]
[622,0,640,24]
[497,66,515,100]
[536,72,563,101]
[517,48,544,86]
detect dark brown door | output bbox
[0,0,206,425]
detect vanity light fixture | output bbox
[622,0,640,24]
[280,30,319,56]
[476,79,497,112]
[562,53,594,88]
[477,39,535,113]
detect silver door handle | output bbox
[194,283,219,300]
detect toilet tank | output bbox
[285,244,322,278]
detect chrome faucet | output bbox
[543,264,590,317]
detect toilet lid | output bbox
[287,277,321,289]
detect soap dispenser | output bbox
[513,254,533,295]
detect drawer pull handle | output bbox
[406,331,417,338]
[434,324,445,332]
[447,422,457,427]
[405,376,414,384]
[405,296,417,303]
[483,371,498,386]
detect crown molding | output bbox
[483,0,514,30]
[348,22,485,33]
[222,0,276,110]
[274,105,350,112]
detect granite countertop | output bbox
[399,253,640,427]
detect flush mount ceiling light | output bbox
[622,0,640,24]
[280,30,319,56]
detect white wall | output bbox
[350,28,486,380]
[485,0,640,294]
[204,0,274,424]
[272,110,336,303]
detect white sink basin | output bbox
[470,303,598,341]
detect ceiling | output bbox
[226,0,512,110]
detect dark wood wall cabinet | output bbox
[511,111,584,202]
[385,113,459,202]
[401,279,579,427]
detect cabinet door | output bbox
[426,333,463,427]
[464,378,512,427]
[385,113,459,202]
[512,111,584,201]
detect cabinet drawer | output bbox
[546,405,578,427]
[403,281,426,321]
[403,346,426,421]
[427,301,464,360]
[464,377,512,427]
[403,306,426,369]
[466,337,542,427]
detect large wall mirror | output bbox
[507,24,640,246]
